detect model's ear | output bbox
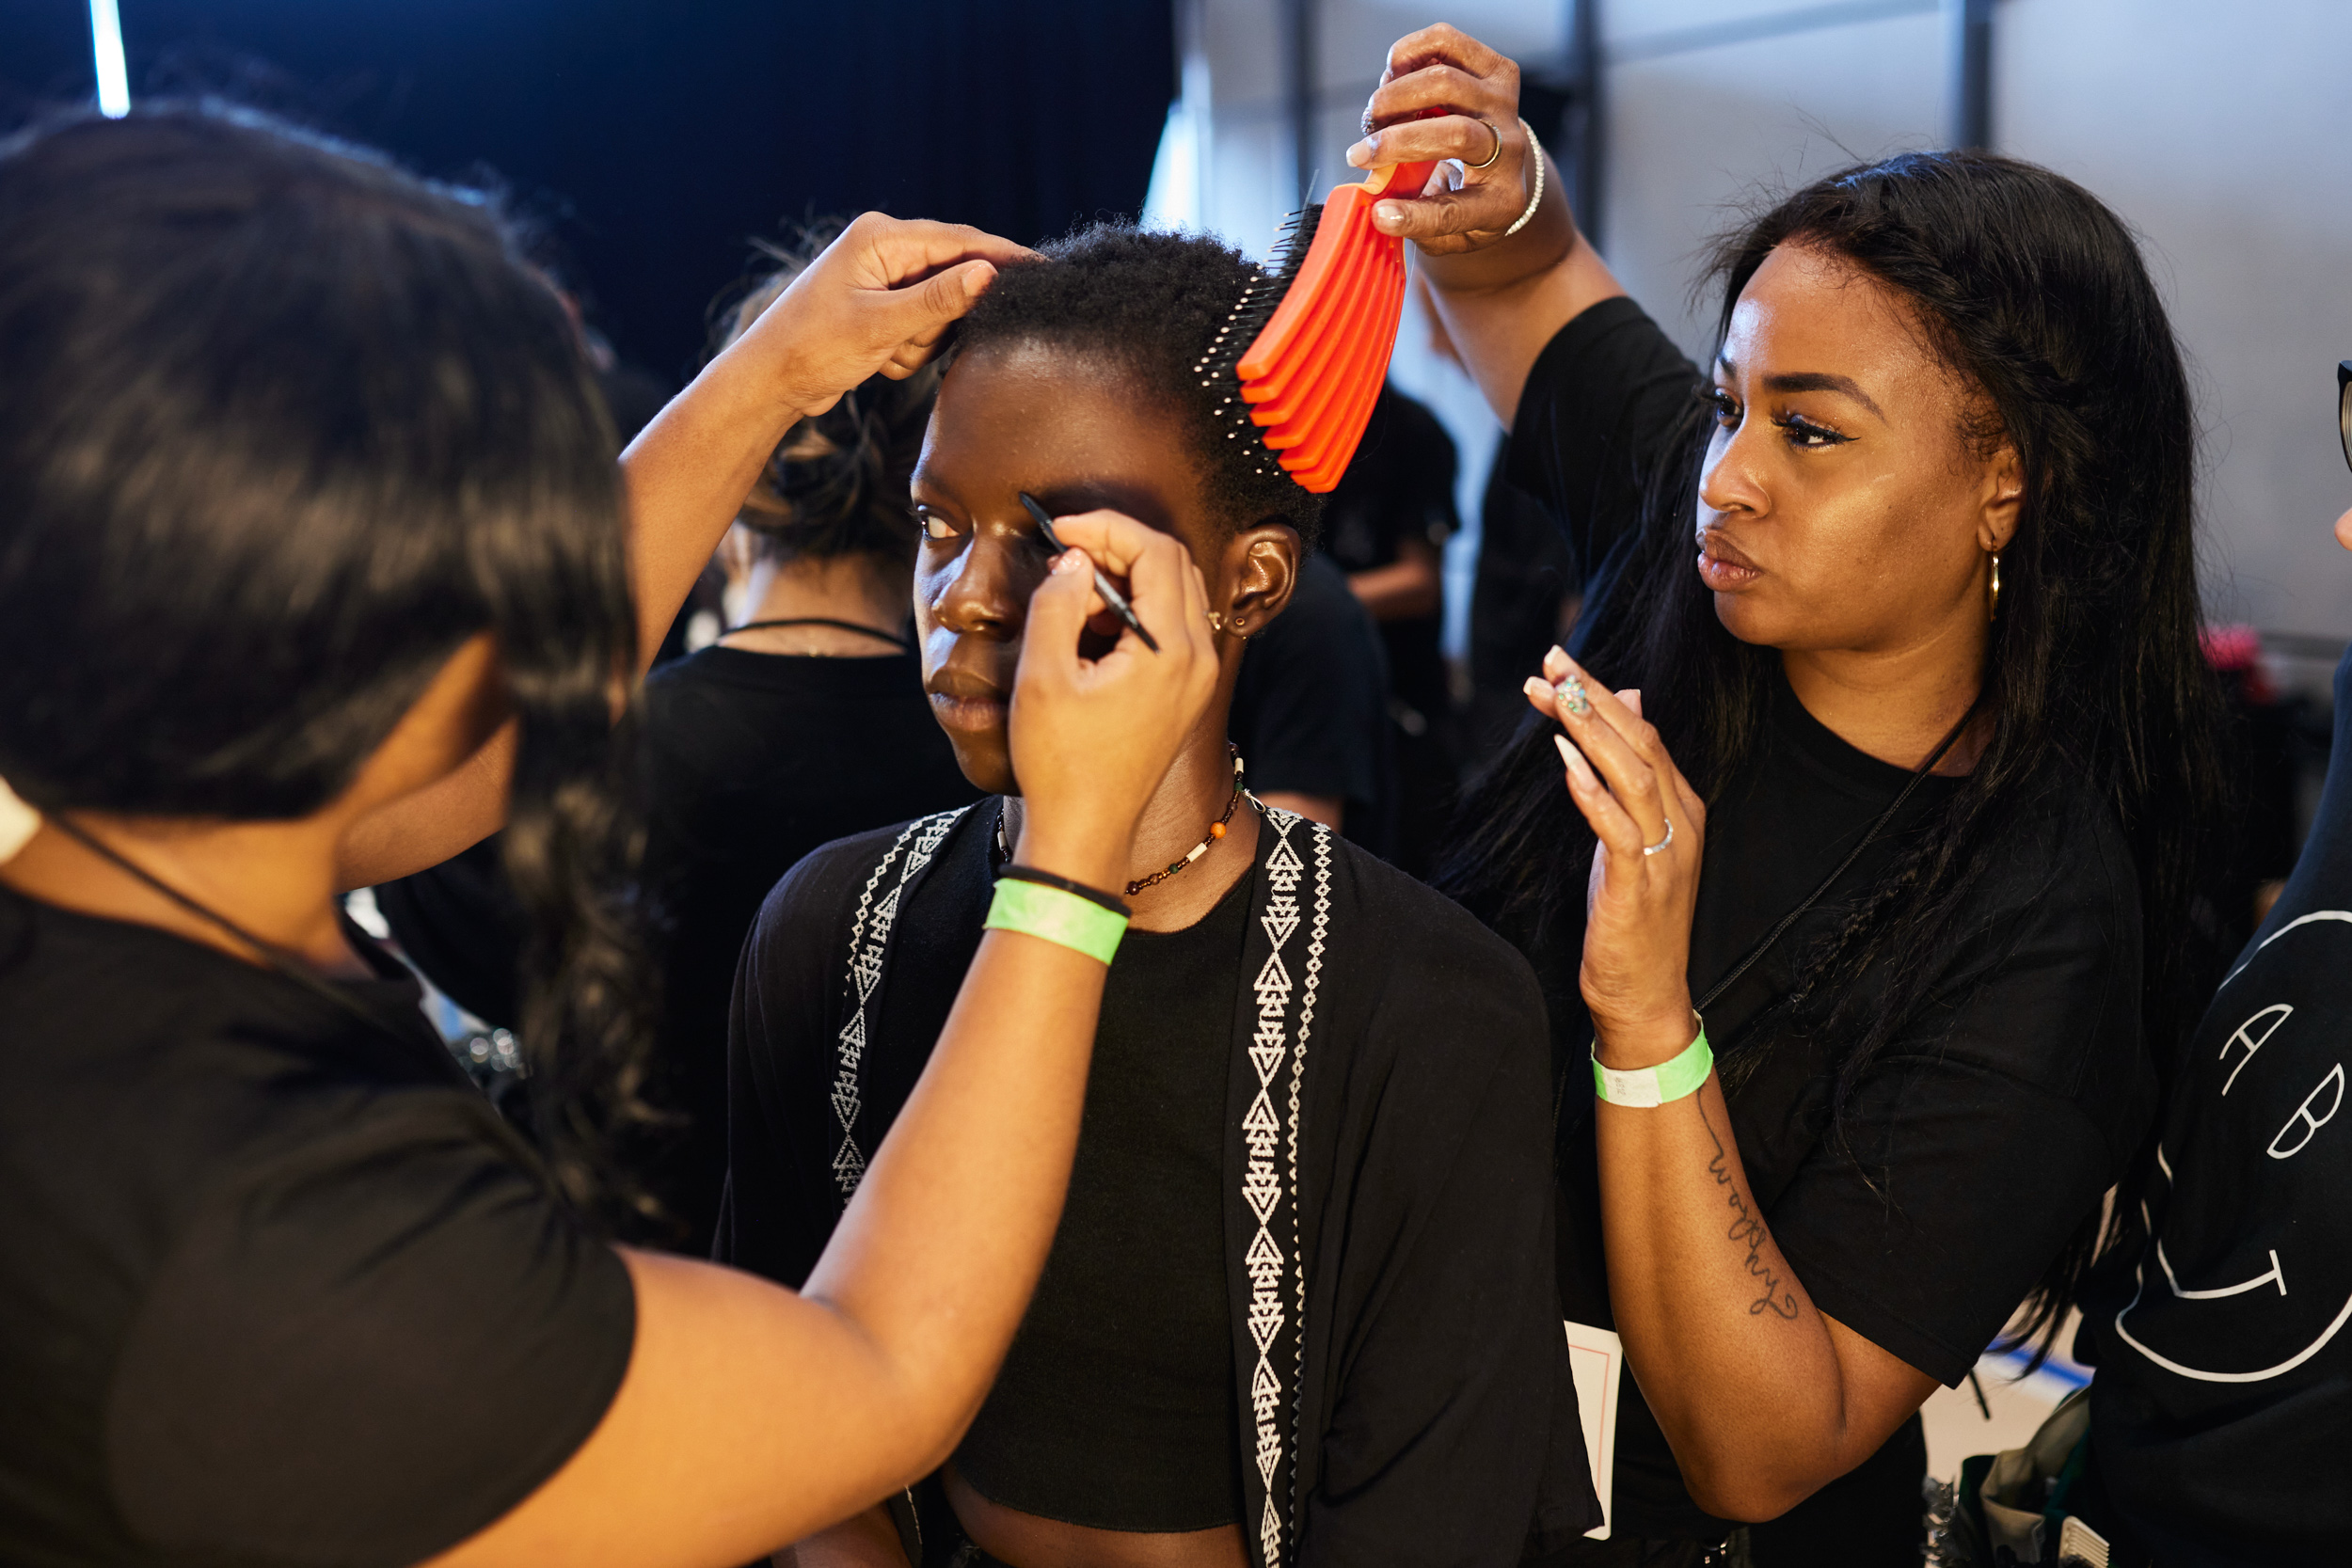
[1219,520,1301,640]
[1977,440,2024,555]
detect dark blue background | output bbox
[1,1,1173,378]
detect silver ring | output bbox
[1642,817,1676,857]
[1469,119,1504,170]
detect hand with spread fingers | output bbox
[1522,646,1708,1068]
[737,212,1040,416]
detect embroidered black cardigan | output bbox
[720,801,1597,1566]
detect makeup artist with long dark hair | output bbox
[0,106,1220,1568]
[1355,24,2227,1567]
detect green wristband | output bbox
[1592,1020,1712,1108]
[984,877,1128,965]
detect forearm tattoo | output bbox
[1699,1100,1800,1321]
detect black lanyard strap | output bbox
[44,812,411,1043]
[1693,698,1979,1014]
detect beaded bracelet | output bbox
[1504,118,1548,239]
[1591,1018,1712,1108]
[983,877,1128,965]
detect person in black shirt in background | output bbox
[1359,24,2227,1567]
[1466,436,1578,768]
[1229,550,1397,855]
[0,105,1229,1568]
[1318,382,1461,874]
[2066,372,2352,1568]
[377,240,979,1254]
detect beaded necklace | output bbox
[994,746,1247,897]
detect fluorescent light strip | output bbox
[89,0,130,119]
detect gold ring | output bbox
[1469,119,1504,170]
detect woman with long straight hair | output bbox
[0,105,1220,1568]
[1353,25,2226,1567]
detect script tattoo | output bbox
[1698,1100,1800,1321]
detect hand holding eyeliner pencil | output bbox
[1017,492,1160,652]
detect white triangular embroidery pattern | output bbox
[830,810,964,1197]
[1234,809,1327,1568]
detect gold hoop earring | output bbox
[1988,549,2003,623]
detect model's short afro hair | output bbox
[954,223,1324,545]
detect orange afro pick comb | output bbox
[1194,150,1438,494]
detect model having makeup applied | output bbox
[1353,24,2229,1568]
[722,225,1597,1568]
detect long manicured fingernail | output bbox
[1542,644,1571,680]
[1522,674,1553,704]
[1560,675,1591,716]
[1555,734,1598,790]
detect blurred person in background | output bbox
[1416,278,1580,774]
[0,103,1227,1568]
[2061,366,2352,1568]
[380,236,980,1255]
[1364,24,2225,1567]
[1229,549,1397,854]
[1319,381,1462,876]
[1466,437,1578,768]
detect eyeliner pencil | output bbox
[1017,492,1160,652]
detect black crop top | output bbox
[950,870,1251,1532]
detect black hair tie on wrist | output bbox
[996,864,1134,919]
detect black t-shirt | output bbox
[1319,384,1459,721]
[1231,551,1396,858]
[0,890,635,1567]
[376,643,978,1253]
[1505,300,2156,1545]
[725,806,1599,1563]
[635,645,979,1242]
[2081,646,2352,1567]
[956,868,1250,1531]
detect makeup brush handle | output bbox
[1091,571,1160,653]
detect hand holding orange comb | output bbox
[1193,122,1442,495]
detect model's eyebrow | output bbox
[1025,481,1180,536]
[908,469,960,510]
[1716,356,1886,422]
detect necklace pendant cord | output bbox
[1125,748,1247,897]
[40,812,411,1043]
[992,747,1248,898]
